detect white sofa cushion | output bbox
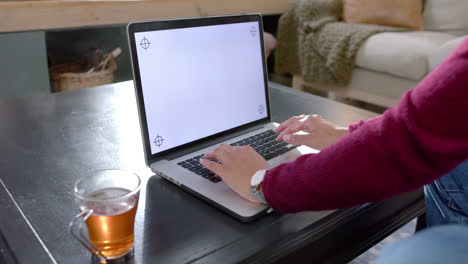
[304,67,419,107]
[348,67,418,101]
[428,36,467,72]
[355,31,455,81]
[424,0,468,36]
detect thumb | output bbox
[283,134,314,146]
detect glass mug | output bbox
[69,170,141,263]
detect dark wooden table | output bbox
[0,81,424,264]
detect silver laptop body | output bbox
[127,14,317,222]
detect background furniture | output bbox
[0,0,295,33]
[0,31,50,101]
[0,0,287,101]
[291,0,468,108]
[0,81,424,264]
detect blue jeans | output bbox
[376,224,468,264]
[376,160,468,263]
[424,160,468,226]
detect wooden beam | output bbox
[0,0,293,33]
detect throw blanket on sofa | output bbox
[275,0,405,86]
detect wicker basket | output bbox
[49,55,117,92]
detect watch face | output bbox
[251,170,265,186]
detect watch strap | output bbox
[251,186,267,205]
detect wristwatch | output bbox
[250,169,268,205]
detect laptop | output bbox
[127,14,318,222]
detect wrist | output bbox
[335,127,349,141]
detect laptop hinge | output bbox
[162,123,267,161]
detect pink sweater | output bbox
[263,37,468,213]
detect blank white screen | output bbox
[135,21,267,155]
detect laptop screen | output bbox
[132,18,269,156]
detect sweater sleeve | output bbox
[349,120,365,132]
[263,37,468,213]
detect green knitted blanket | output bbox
[274,0,405,86]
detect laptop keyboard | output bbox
[177,130,298,183]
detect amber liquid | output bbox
[83,188,138,259]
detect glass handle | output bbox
[69,210,107,263]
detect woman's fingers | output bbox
[283,133,314,146]
[203,144,231,164]
[274,115,305,134]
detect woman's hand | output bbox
[275,114,349,150]
[200,144,270,203]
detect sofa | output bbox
[289,0,468,108]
